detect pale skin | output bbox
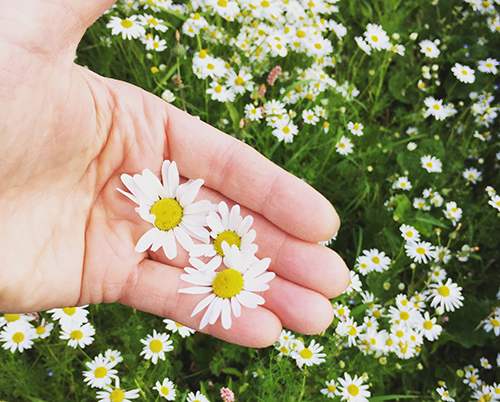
[0,1,350,347]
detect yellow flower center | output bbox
[36,326,46,335]
[261,0,270,6]
[213,230,241,256]
[400,311,410,321]
[347,384,360,396]
[283,126,291,134]
[327,384,336,392]
[314,43,322,49]
[161,386,170,395]
[235,76,245,85]
[370,35,379,42]
[299,348,313,359]
[148,17,158,26]
[70,330,84,340]
[110,388,125,402]
[63,307,77,316]
[396,330,404,338]
[214,85,223,93]
[348,326,357,336]
[150,198,183,231]
[296,29,306,38]
[149,339,164,353]
[437,286,450,297]
[423,320,433,330]
[371,256,380,264]
[217,0,228,7]
[4,313,20,322]
[433,104,441,110]
[416,247,426,255]
[212,269,244,298]
[490,318,499,327]
[94,367,108,378]
[121,19,134,29]
[12,332,25,344]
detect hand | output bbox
[0,1,349,347]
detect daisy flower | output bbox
[106,16,145,40]
[272,119,299,143]
[321,379,338,399]
[481,314,500,336]
[191,202,258,258]
[96,379,140,402]
[83,354,118,389]
[302,109,320,125]
[104,349,123,367]
[139,14,168,32]
[346,271,362,294]
[478,58,498,74]
[451,63,476,84]
[462,167,482,184]
[363,248,391,273]
[187,390,210,402]
[405,241,436,264]
[117,160,213,260]
[355,36,372,55]
[33,319,54,339]
[154,378,176,401]
[145,34,167,52]
[336,317,360,346]
[421,155,443,173]
[419,39,440,58]
[399,224,421,242]
[163,319,196,338]
[337,373,371,402]
[207,81,236,102]
[347,121,364,136]
[0,321,36,353]
[392,176,412,191]
[140,330,174,364]
[436,386,454,402]
[428,279,464,312]
[479,357,492,369]
[292,339,326,368]
[364,24,390,50]
[418,312,442,341]
[443,201,462,226]
[336,136,354,155]
[180,245,275,329]
[60,322,95,348]
[488,194,500,212]
[0,313,33,328]
[48,306,89,326]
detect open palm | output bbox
[0,0,349,347]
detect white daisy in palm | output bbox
[405,241,436,264]
[104,349,123,367]
[321,379,338,398]
[97,378,140,402]
[153,377,176,401]
[48,306,89,326]
[83,354,118,389]
[187,390,210,402]
[118,160,213,260]
[60,321,95,348]
[292,339,326,368]
[337,373,371,402]
[106,15,145,40]
[0,321,36,353]
[163,319,196,338]
[33,319,54,339]
[428,279,464,312]
[139,330,173,364]
[191,201,257,258]
[179,244,275,330]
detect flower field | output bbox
[1,0,499,401]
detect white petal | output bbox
[207,213,225,234]
[231,297,241,317]
[242,229,256,245]
[221,299,232,329]
[184,200,214,215]
[189,244,216,258]
[181,222,209,243]
[183,213,210,227]
[177,179,204,207]
[237,215,253,236]
[167,161,179,198]
[191,294,216,317]
[180,273,213,286]
[199,307,212,330]
[218,201,229,227]
[236,291,264,308]
[208,297,223,325]
[161,160,171,192]
[174,227,194,252]
[143,168,167,198]
[178,286,212,295]
[134,171,161,201]
[135,228,158,253]
[116,187,138,204]
[229,205,242,231]
[136,205,155,224]
[162,230,177,260]
[248,258,271,277]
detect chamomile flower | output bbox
[118,160,213,260]
[405,241,436,264]
[347,121,364,136]
[336,136,354,155]
[292,339,326,368]
[463,167,482,184]
[154,378,177,401]
[33,319,53,339]
[302,109,320,125]
[355,36,372,55]
[96,379,140,402]
[244,104,263,121]
[363,248,391,273]
[419,39,440,58]
[83,354,118,389]
[321,379,338,398]
[60,322,95,349]
[272,119,299,143]
[187,390,210,402]
[451,63,476,84]
[428,279,464,312]
[418,312,442,341]
[139,14,168,32]
[392,176,412,191]
[163,319,196,338]
[48,306,89,326]
[145,34,167,52]
[364,24,390,50]
[0,321,36,353]
[336,317,360,346]
[482,314,500,336]
[421,155,443,173]
[0,313,33,328]
[180,245,275,329]
[104,349,123,367]
[399,224,421,242]
[140,330,173,364]
[107,16,145,40]
[478,58,498,74]
[436,386,454,402]
[337,373,371,402]
[443,201,462,226]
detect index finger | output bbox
[164,104,340,242]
